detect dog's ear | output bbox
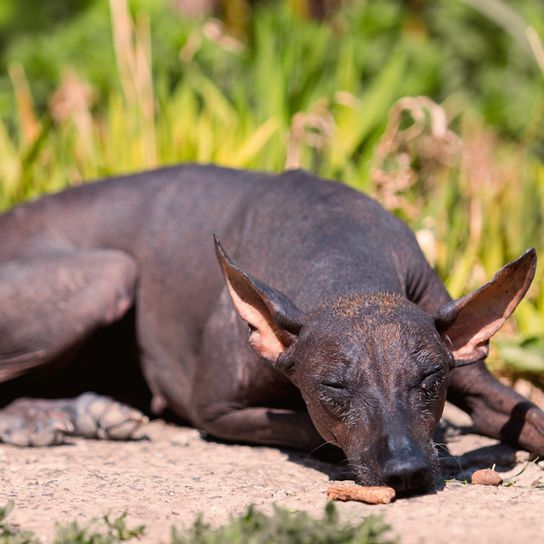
[214,236,304,362]
[435,249,536,366]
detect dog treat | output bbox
[471,468,503,486]
[326,482,396,504]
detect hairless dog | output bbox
[0,164,543,494]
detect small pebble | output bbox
[471,469,503,486]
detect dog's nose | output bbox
[382,457,431,492]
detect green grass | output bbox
[0,502,395,544]
[0,502,40,544]
[0,501,145,544]
[0,0,543,381]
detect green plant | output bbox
[0,503,395,544]
[54,514,145,544]
[0,502,145,544]
[0,501,41,544]
[171,502,395,544]
[0,0,543,382]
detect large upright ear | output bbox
[214,235,304,362]
[435,249,537,366]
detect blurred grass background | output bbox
[0,0,544,388]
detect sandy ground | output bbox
[1,403,543,543]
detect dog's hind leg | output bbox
[0,249,147,446]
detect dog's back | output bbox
[0,163,440,325]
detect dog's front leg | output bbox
[447,361,544,455]
[194,406,325,452]
[0,249,146,446]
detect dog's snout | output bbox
[382,457,431,492]
[376,433,433,493]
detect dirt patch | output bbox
[1,403,543,543]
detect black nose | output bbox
[382,457,431,492]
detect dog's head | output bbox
[215,237,535,494]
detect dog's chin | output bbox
[394,474,435,497]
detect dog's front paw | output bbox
[516,404,544,456]
[471,396,544,456]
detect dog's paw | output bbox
[0,411,73,447]
[73,393,149,440]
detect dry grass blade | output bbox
[371,96,461,215]
[8,63,40,147]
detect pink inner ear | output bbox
[448,292,513,360]
[448,327,490,362]
[444,249,536,363]
[225,282,286,360]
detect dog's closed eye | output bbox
[320,380,346,391]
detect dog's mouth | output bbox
[352,467,435,495]
[350,448,438,496]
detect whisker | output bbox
[433,442,464,473]
[309,439,337,455]
[434,442,450,452]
